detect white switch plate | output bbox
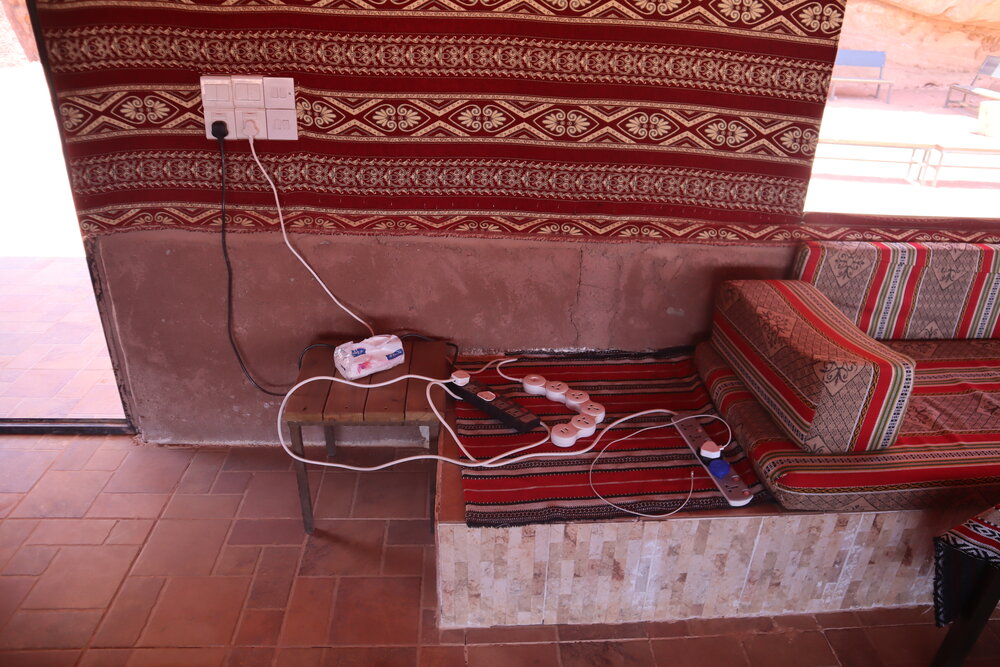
[263,77,296,109]
[204,108,236,140]
[200,76,233,108]
[235,108,268,139]
[201,74,296,140]
[266,109,298,140]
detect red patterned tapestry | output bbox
[34,0,856,242]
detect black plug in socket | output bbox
[211,120,229,140]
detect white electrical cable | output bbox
[246,131,375,337]
[586,413,732,519]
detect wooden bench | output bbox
[830,49,893,103]
[945,56,1000,110]
[284,338,450,532]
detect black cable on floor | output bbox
[214,122,289,397]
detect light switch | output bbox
[232,76,265,107]
[263,77,296,109]
[266,109,298,140]
[200,76,232,108]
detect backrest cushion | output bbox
[794,241,1000,340]
[712,280,915,454]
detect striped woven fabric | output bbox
[712,279,914,454]
[695,342,1000,512]
[934,503,1000,626]
[794,241,1000,340]
[456,351,765,527]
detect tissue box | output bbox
[334,335,406,380]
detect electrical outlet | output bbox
[263,77,296,109]
[236,109,268,139]
[204,108,236,140]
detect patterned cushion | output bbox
[695,342,1000,512]
[712,280,915,454]
[794,241,1000,340]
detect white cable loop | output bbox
[248,135,375,337]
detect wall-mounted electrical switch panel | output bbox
[201,75,298,140]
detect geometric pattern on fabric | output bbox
[711,279,915,454]
[455,350,766,527]
[35,0,845,240]
[933,503,1000,626]
[794,241,1000,340]
[695,342,1000,512]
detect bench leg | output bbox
[323,425,336,458]
[931,567,1000,667]
[288,423,315,534]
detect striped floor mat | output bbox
[457,350,767,527]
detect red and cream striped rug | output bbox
[456,350,767,527]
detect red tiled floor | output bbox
[3,434,1000,666]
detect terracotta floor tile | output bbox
[863,624,949,665]
[465,624,558,644]
[814,610,862,629]
[106,519,155,545]
[383,545,425,576]
[84,449,129,471]
[79,648,133,667]
[70,383,125,418]
[279,578,336,647]
[139,577,250,647]
[418,645,465,667]
[823,628,882,667]
[466,643,560,667]
[0,649,81,666]
[215,546,261,576]
[35,345,98,371]
[213,472,253,495]
[246,547,300,609]
[352,471,429,519]
[313,473,356,519]
[56,370,113,400]
[177,451,228,494]
[228,520,306,546]
[560,639,656,667]
[126,648,228,667]
[241,471,323,519]
[855,605,935,627]
[2,544,58,575]
[22,544,138,609]
[386,519,434,546]
[685,616,775,636]
[275,648,325,667]
[650,636,751,667]
[37,323,94,345]
[321,647,417,667]
[557,622,647,641]
[223,448,293,472]
[0,450,58,492]
[6,369,76,399]
[92,577,165,648]
[771,613,822,631]
[645,620,691,638]
[27,518,115,544]
[235,609,284,646]
[225,647,275,666]
[10,471,110,518]
[0,609,103,649]
[741,630,838,667]
[298,519,385,576]
[7,398,82,419]
[132,519,230,576]
[50,438,102,471]
[86,494,169,519]
[0,576,36,628]
[329,577,422,645]
[104,448,193,494]
[163,494,242,519]
[421,548,436,610]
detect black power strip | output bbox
[446,380,542,433]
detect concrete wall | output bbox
[90,230,795,444]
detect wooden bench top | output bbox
[285,339,451,426]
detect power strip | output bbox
[673,415,753,507]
